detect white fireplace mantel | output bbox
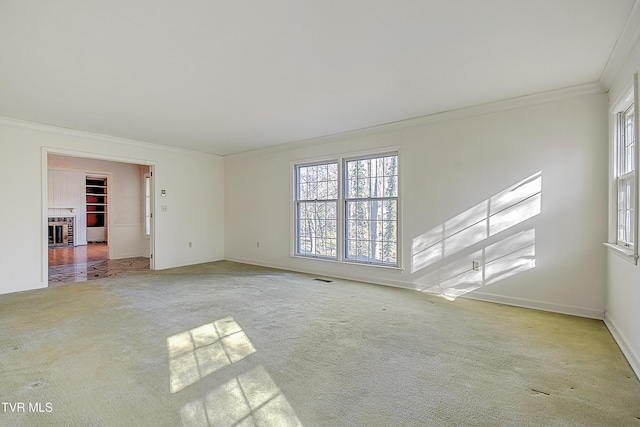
[49,206,76,212]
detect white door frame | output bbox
[42,147,157,283]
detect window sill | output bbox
[292,254,405,272]
[603,243,639,265]
[342,259,404,272]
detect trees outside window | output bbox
[294,153,399,266]
[344,155,398,265]
[295,162,338,258]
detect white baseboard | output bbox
[110,252,146,259]
[222,256,605,319]
[223,256,288,271]
[604,314,640,381]
[464,292,605,320]
[223,256,415,290]
[156,256,225,271]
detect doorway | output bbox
[45,152,154,286]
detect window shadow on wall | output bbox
[411,171,541,299]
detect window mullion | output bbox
[617,111,624,177]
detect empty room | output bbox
[1,1,640,426]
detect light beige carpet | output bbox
[0,261,638,426]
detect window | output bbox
[345,155,398,264]
[145,174,151,237]
[615,102,635,248]
[294,152,399,266]
[607,76,639,263]
[295,162,338,258]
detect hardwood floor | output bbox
[48,243,109,266]
[48,243,149,286]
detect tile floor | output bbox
[48,243,150,286]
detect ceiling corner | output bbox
[600,0,640,89]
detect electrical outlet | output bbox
[161,205,168,212]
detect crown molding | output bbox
[227,82,606,159]
[0,116,221,159]
[0,81,606,161]
[600,0,640,89]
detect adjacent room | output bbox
[47,154,152,285]
[1,1,639,426]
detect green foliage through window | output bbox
[294,153,399,266]
[345,155,398,265]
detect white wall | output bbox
[225,92,609,319]
[48,155,149,258]
[0,120,225,295]
[605,35,640,378]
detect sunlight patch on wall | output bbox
[418,229,536,300]
[412,171,541,273]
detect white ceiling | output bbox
[0,1,637,156]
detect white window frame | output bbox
[607,73,639,264]
[616,104,635,248]
[343,153,399,266]
[293,160,339,259]
[292,150,401,268]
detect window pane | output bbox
[617,174,635,245]
[328,163,338,180]
[295,200,337,258]
[371,200,382,222]
[623,106,635,174]
[346,161,357,181]
[357,200,370,220]
[346,179,358,199]
[357,177,371,198]
[356,239,370,261]
[299,183,308,200]
[372,175,384,198]
[384,156,399,197]
[346,155,398,199]
[318,181,328,199]
[383,199,397,221]
[297,162,337,201]
[318,164,328,181]
[356,159,369,178]
[345,200,397,264]
[327,202,337,220]
[298,166,308,184]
